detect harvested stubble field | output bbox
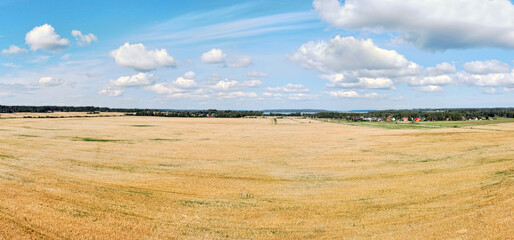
[0,116,512,239]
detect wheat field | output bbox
[0,116,512,239]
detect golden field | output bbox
[0,116,512,239]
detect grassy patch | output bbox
[74,137,123,142]
[150,138,181,141]
[158,163,180,167]
[495,169,514,177]
[0,154,16,159]
[323,118,514,130]
[16,134,38,137]
[127,189,153,197]
[131,125,155,127]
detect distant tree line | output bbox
[0,105,139,113]
[306,108,514,121]
[135,109,264,118]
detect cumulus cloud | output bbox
[328,90,387,99]
[408,75,453,86]
[25,24,69,52]
[425,62,456,76]
[313,0,514,50]
[267,83,310,93]
[322,74,395,89]
[173,71,198,89]
[39,77,64,87]
[458,60,514,87]
[211,78,262,91]
[226,56,252,68]
[291,36,411,73]
[110,43,177,71]
[413,85,443,92]
[99,73,158,97]
[201,48,226,63]
[463,60,511,74]
[109,72,158,88]
[264,83,317,100]
[292,35,443,95]
[457,71,514,87]
[71,30,98,46]
[2,45,27,55]
[402,62,455,91]
[144,83,180,96]
[212,79,239,91]
[144,72,262,100]
[291,36,463,95]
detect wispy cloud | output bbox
[137,10,319,46]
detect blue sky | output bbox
[1,0,513,110]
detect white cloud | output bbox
[71,30,98,46]
[426,62,456,76]
[201,48,226,63]
[313,0,514,50]
[98,88,124,97]
[109,72,158,88]
[242,79,263,87]
[457,71,514,87]
[39,77,64,87]
[173,71,198,89]
[413,85,443,92]
[144,83,180,95]
[328,90,359,98]
[145,72,262,100]
[267,83,310,93]
[264,84,317,100]
[458,60,514,87]
[285,93,318,100]
[99,73,158,97]
[291,36,445,91]
[402,62,455,90]
[323,74,395,89]
[408,75,453,86]
[226,56,252,68]
[327,90,402,99]
[25,24,69,53]
[212,79,239,91]
[291,36,411,73]
[210,78,262,91]
[503,87,514,92]
[463,60,511,74]
[328,90,386,99]
[248,71,268,78]
[2,45,27,55]
[110,42,177,71]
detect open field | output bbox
[0,116,512,239]
[320,117,514,130]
